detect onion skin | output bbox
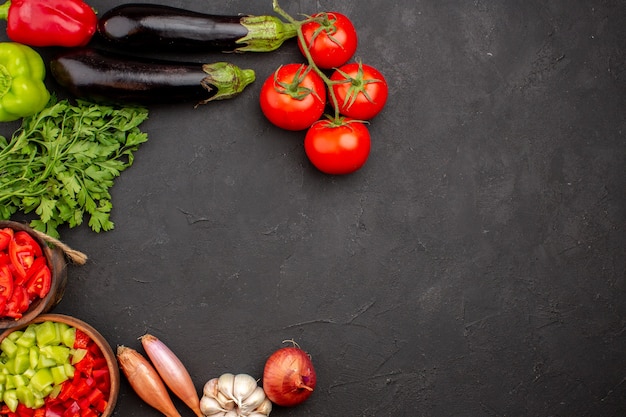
[117,345,182,417]
[262,346,317,407]
[141,334,204,417]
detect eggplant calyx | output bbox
[197,62,255,105]
[236,15,297,52]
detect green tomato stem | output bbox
[272,0,344,121]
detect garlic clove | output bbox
[239,387,267,414]
[203,378,219,398]
[216,391,235,410]
[223,411,238,417]
[218,373,236,400]
[200,396,225,416]
[248,413,270,417]
[255,398,273,416]
[233,373,258,405]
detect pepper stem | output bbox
[0,1,10,21]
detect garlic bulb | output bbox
[200,373,272,417]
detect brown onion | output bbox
[262,344,317,407]
[117,345,182,417]
[141,334,203,417]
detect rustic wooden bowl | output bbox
[0,220,68,329]
[0,313,120,417]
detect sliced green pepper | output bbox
[0,42,49,122]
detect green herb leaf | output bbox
[0,98,149,236]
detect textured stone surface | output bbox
[3,0,624,415]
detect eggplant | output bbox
[97,3,297,53]
[49,48,255,105]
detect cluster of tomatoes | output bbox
[259,9,388,175]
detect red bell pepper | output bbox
[0,0,97,47]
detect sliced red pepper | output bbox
[32,409,45,417]
[19,256,46,287]
[0,264,14,302]
[62,400,80,417]
[73,329,91,350]
[14,404,34,417]
[79,409,98,417]
[25,262,51,299]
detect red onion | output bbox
[262,344,317,407]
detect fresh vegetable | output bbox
[42,327,112,417]
[0,322,111,416]
[304,118,371,175]
[97,3,297,53]
[200,373,272,417]
[0,42,49,122]
[117,345,181,417]
[140,334,202,417]
[0,98,149,238]
[267,1,384,175]
[297,11,357,69]
[262,343,316,407]
[0,229,51,319]
[331,62,388,120]
[259,63,326,131]
[0,0,97,47]
[50,48,255,106]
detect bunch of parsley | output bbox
[0,98,149,238]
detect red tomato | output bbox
[9,231,42,279]
[0,264,14,302]
[4,285,29,318]
[304,119,371,175]
[0,229,12,251]
[331,62,388,120]
[26,261,51,299]
[298,12,358,69]
[259,63,327,131]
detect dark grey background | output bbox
[2,0,625,416]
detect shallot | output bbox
[117,345,181,417]
[262,343,316,407]
[141,334,204,417]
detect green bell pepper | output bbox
[0,42,49,122]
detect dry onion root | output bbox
[117,345,182,417]
[200,373,272,417]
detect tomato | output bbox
[331,62,388,120]
[304,119,371,175]
[0,228,12,251]
[9,231,42,279]
[259,63,327,131]
[0,264,14,302]
[25,261,51,299]
[298,12,358,69]
[4,285,29,319]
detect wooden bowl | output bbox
[0,313,120,417]
[0,220,68,329]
